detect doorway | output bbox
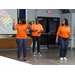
[38,17,60,49]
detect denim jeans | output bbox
[58,36,69,57]
[16,38,28,58]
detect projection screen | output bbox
[0,9,18,34]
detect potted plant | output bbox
[29,20,34,37]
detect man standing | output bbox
[31,19,44,57]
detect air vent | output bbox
[61,9,70,13]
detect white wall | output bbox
[26,9,35,21]
[72,13,75,39]
[60,13,72,26]
[27,9,62,20]
[36,9,62,17]
[72,13,75,48]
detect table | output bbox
[0,37,32,49]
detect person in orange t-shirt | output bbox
[13,17,32,62]
[31,19,44,57]
[56,19,71,60]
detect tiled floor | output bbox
[0,48,75,65]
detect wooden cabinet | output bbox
[0,37,32,49]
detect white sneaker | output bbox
[38,52,42,57]
[63,57,67,60]
[60,57,63,60]
[33,52,36,57]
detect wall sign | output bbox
[47,10,52,13]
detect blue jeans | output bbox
[16,38,28,58]
[58,36,69,57]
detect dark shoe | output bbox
[23,59,29,62]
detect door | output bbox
[48,18,59,45]
[38,17,60,47]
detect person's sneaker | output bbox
[33,52,36,57]
[38,52,42,57]
[23,59,29,62]
[63,57,67,60]
[60,57,63,60]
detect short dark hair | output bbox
[18,17,26,24]
[36,19,39,23]
[62,18,68,26]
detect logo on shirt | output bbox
[24,26,26,27]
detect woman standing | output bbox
[56,19,71,60]
[31,19,44,57]
[13,17,32,62]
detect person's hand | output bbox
[27,19,30,23]
[38,31,41,33]
[35,30,38,31]
[38,31,43,33]
[13,19,15,23]
[55,39,58,44]
[69,40,71,44]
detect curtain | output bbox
[19,9,26,19]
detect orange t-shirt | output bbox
[31,23,43,36]
[57,25,71,38]
[15,24,29,39]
